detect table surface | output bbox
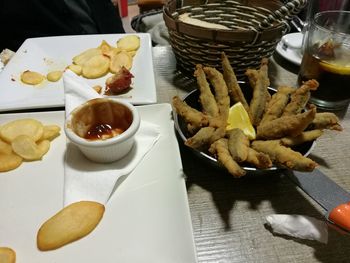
[152,46,350,263]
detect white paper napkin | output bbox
[266,214,328,244]
[63,70,161,205]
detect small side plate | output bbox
[275,32,303,66]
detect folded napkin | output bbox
[266,214,328,244]
[63,70,161,205]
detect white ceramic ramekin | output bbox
[64,98,140,163]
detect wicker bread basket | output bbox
[163,0,306,78]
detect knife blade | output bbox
[284,169,350,232]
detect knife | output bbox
[284,169,350,233]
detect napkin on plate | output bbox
[266,214,328,244]
[63,70,161,206]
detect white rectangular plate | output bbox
[0,33,156,112]
[0,104,197,263]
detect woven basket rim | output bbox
[164,12,286,43]
[163,0,293,44]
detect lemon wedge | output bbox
[320,61,350,75]
[226,102,256,140]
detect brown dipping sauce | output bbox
[85,124,125,140]
[70,98,133,141]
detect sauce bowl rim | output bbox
[64,98,140,148]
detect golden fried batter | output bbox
[260,86,295,125]
[310,112,342,131]
[194,64,219,117]
[282,79,319,116]
[259,58,271,99]
[185,126,225,149]
[280,129,323,146]
[226,128,272,169]
[185,126,215,149]
[221,53,250,116]
[245,60,270,126]
[257,106,316,139]
[209,138,246,177]
[251,140,317,171]
[172,96,209,130]
[246,148,272,169]
[203,67,230,122]
[227,128,249,162]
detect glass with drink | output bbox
[298,10,350,110]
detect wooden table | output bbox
[152,46,350,263]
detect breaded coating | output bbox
[280,129,323,147]
[257,106,317,139]
[227,128,249,162]
[251,140,317,171]
[186,123,200,135]
[260,86,295,125]
[310,112,343,131]
[246,148,272,169]
[221,52,250,116]
[259,58,271,99]
[246,69,258,89]
[185,126,225,149]
[203,67,230,121]
[245,60,270,126]
[172,96,209,129]
[194,64,219,117]
[185,126,215,149]
[186,115,223,134]
[211,127,227,144]
[247,59,271,101]
[282,79,319,116]
[209,138,246,177]
[227,128,272,169]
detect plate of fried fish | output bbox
[172,53,342,177]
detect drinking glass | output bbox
[298,10,350,110]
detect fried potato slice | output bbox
[67,64,82,75]
[41,125,61,141]
[99,40,112,53]
[0,139,12,155]
[37,140,50,156]
[0,118,44,143]
[0,153,23,172]
[82,55,110,79]
[0,247,16,263]
[37,201,105,251]
[102,46,121,59]
[128,50,137,57]
[47,70,63,82]
[72,48,102,66]
[21,70,45,85]
[117,35,140,51]
[11,135,44,161]
[110,51,132,74]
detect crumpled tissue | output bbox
[266,214,328,244]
